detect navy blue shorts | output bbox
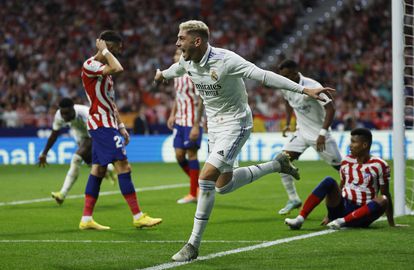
[90,127,127,166]
[327,197,383,227]
[173,124,202,149]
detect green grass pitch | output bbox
[0,161,413,269]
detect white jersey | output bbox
[281,73,332,140]
[174,74,199,127]
[163,44,305,132]
[53,105,90,142]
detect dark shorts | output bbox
[327,197,383,228]
[90,127,127,166]
[173,124,202,149]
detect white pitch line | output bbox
[0,239,266,244]
[0,183,188,206]
[139,230,338,270]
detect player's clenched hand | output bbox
[120,128,130,145]
[153,69,168,85]
[282,126,291,137]
[96,39,108,52]
[303,87,335,101]
[38,154,48,168]
[316,135,326,152]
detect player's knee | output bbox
[187,150,198,160]
[322,176,336,186]
[175,154,186,163]
[374,195,389,208]
[215,182,233,194]
[72,153,83,166]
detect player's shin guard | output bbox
[343,201,382,224]
[61,153,83,196]
[178,159,190,176]
[118,172,141,215]
[189,180,216,249]
[299,176,337,219]
[281,173,300,201]
[82,175,103,216]
[215,162,275,194]
[188,159,200,197]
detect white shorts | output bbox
[206,125,252,173]
[283,131,342,166]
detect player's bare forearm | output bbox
[42,130,59,156]
[323,103,335,130]
[111,101,123,126]
[384,192,395,226]
[195,97,204,125]
[39,130,59,167]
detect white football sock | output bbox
[81,216,92,222]
[215,161,277,194]
[188,180,216,249]
[281,173,300,201]
[133,212,143,220]
[60,154,83,196]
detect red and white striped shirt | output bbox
[340,155,390,206]
[81,57,117,130]
[174,74,199,127]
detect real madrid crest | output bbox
[210,69,218,81]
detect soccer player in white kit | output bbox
[277,60,342,215]
[38,98,116,205]
[154,20,335,261]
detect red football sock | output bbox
[299,193,322,219]
[189,169,199,197]
[83,194,97,216]
[344,204,370,223]
[123,193,141,215]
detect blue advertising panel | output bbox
[0,131,413,165]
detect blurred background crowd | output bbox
[0,0,412,133]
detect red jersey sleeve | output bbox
[82,58,105,77]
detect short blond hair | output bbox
[179,20,210,41]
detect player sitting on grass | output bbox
[285,128,399,230]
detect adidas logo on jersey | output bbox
[217,150,224,156]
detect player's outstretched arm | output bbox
[226,53,336,99]
[154,62,186,86]
[38,130,60,167]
